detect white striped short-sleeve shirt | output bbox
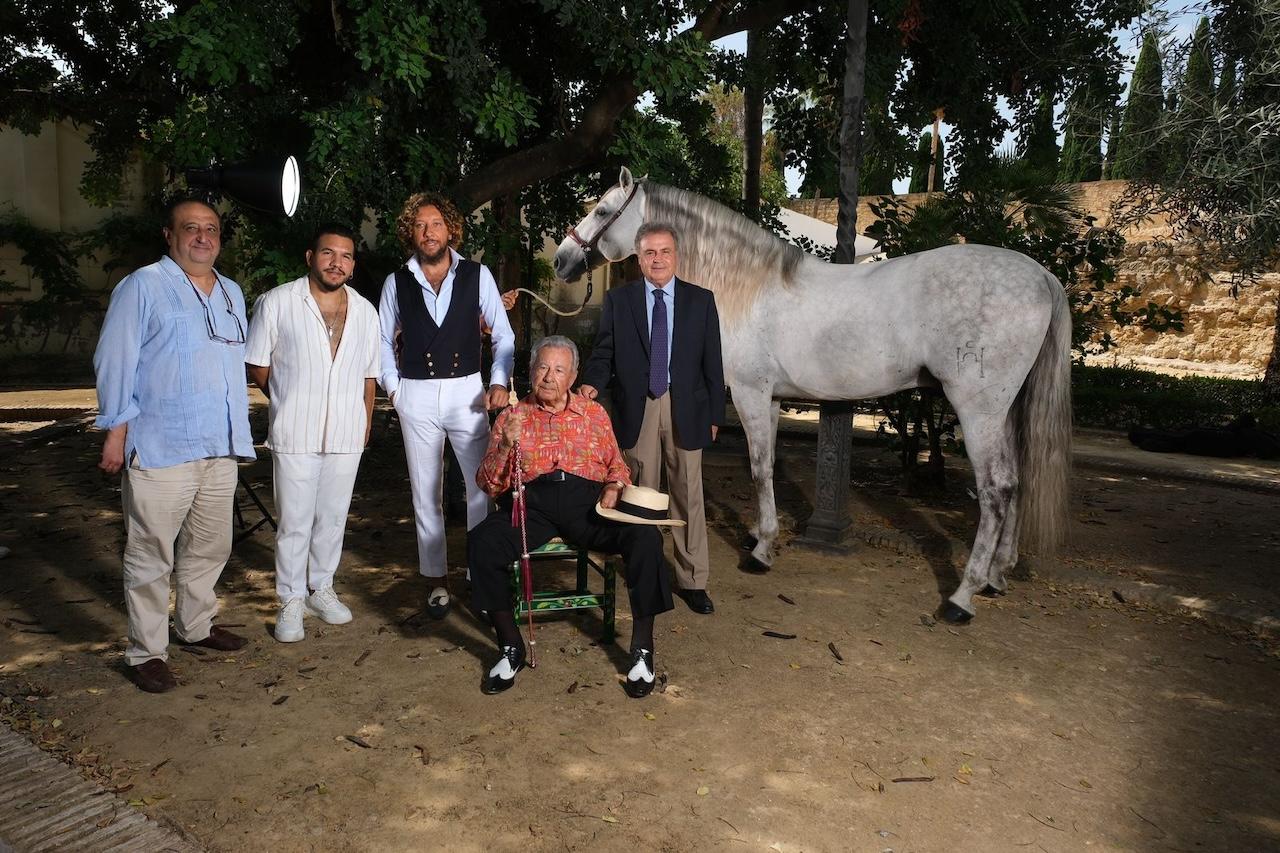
[245,277,380,454]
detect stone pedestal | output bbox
[797,401,854,550]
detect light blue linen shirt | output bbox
[94,255,256,469]
[377,248,515,397]
[644,278,676,385]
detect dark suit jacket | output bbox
[581,278,726,451]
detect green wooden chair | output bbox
[509,539,616,642]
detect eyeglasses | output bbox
[185,274,246,345]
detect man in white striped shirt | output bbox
[246,224,380,642]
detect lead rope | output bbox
[507,264,593,317]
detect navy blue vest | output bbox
[395,260,482,380]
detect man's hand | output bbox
[578,384,598,401]
[711,425,719,442]
[499,408,525,450]
[501,290,519,311]
[599,481,624,509]
[99,425,127,474]
[365,423,373,447]
[486,384,510,411]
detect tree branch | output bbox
[447,0,814,210]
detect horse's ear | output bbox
[619,166,633,189]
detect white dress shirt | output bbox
[377,249,515,397]
[245,277,380,454]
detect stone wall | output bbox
[785,181,1277,379]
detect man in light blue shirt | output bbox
[94,197,255,693]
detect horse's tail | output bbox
[1014,279,1072,554]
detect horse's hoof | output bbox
[741,535,758,552]
[978,585,1007,598]
[739,554,771,574]
[939,602,973,624]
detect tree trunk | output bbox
[802,0,866,548]
[833,0,867,264]
[743,28,765,220]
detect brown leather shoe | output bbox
[185,625,248,652]
[129,658,177,693]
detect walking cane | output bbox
[510,438,537,668]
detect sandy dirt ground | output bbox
[1,406,1278,852]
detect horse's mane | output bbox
[644,182,804,326]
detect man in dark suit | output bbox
[579,222,725,614]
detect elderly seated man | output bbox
[468,335,675,697]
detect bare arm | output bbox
[247,364,271,399]
[364,378,376,446]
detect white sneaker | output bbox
[275,597,305,643]
[306,586,353,625]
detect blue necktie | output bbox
[649,288,668,398]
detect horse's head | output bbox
[553,167,646,281]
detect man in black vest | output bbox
[378,192,514,618]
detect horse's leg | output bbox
[734,386,779,573]
[983,483,1020,595]
[941,414,1017,624]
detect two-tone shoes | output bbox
[482,644,527,694]
[623,648,656,699]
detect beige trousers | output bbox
[624,394,709,590]
[121,456,237,665]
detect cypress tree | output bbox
[1217,57,1237,109]
[1112,30,1165,181]
[1020,91,1059,177]
[1102,107,1122,179]
[1059,83,1104,182]
[1168,17,1214,180]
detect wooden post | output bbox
[927,108,944,192]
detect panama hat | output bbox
[595,484,686,527]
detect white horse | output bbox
[553,168,1071,623]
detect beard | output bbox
[311,269,348,292]
[417,242,450,265]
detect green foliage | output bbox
[1072,365,1280,430]
[0,208,160,348]
[1111,31,1165,181]
[1102,107,1122,179]
[1216,57,1238,108]
[907,130,945,193]
[1059,82,1104,182]
[1166,17,1214,181]
[1019,91,1060,178]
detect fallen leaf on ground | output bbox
[696,786,710,796]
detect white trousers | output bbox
[272,451,363,602]
[394,374,491,578]
[121,456,237,665]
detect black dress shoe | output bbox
[426,586,451,619]
[676,588,714,614]
[624,648,655,699]
[482,644,526,694]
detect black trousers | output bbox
[468,473,674,619]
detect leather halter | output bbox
[564,180,641,264]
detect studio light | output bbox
[185,155,301,217]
